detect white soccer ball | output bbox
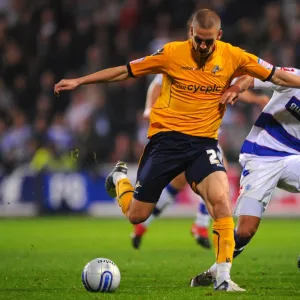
[81,258,121,292]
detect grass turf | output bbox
[0,217,299,300]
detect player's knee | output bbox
[127,210,150,224]
[236,225,257,240]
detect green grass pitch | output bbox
[0,217,299,300]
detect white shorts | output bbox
[234,154,300,218]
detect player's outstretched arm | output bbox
[239,90,270,109]
[271,69,300,88]
[54,65,129,96]
[227,75,270,108]
[143,76,162,119]
[220,75,253,105]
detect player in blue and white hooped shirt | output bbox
[190,67,300,287]
[234,67,300,256]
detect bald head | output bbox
[192,9,221,31]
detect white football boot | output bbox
[214,279,246,292]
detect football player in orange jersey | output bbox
[131,71,269,250]
[131,15,270,251]
[54,9,300,292]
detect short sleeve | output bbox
[254,67,300,92]
[127,44,170,78]
[235,47,275,82]
[253,78,275,90]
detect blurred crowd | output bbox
[0,0,300,173]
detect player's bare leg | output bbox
[190,149,227,249]
[131,172,186,248]
[191,171,245,291]
[234,215,260,257]
[105,161,156,224]
[131,172,212,249]
[131,171,189,249]
[191,145,227,249]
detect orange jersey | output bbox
[128,40,274,139]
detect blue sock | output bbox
[166,184,180,196]
[152,207,162,216]
[233,229,252,258]
[198,202,209,215]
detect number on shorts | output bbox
[206,149,220,165]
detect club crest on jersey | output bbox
[211,65,223,74]
[245,184,251,191]
[134,181,142,193]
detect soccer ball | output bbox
[81,258,121,292]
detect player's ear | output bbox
[190,26,194,38]
[217,29,223,40]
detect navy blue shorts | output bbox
[134,131,226,203]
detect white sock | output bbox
[216,262,231,285]
[194,212,210,228]
[156,187,175,210]
[112,172,127,185]
[142,214,155,228]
